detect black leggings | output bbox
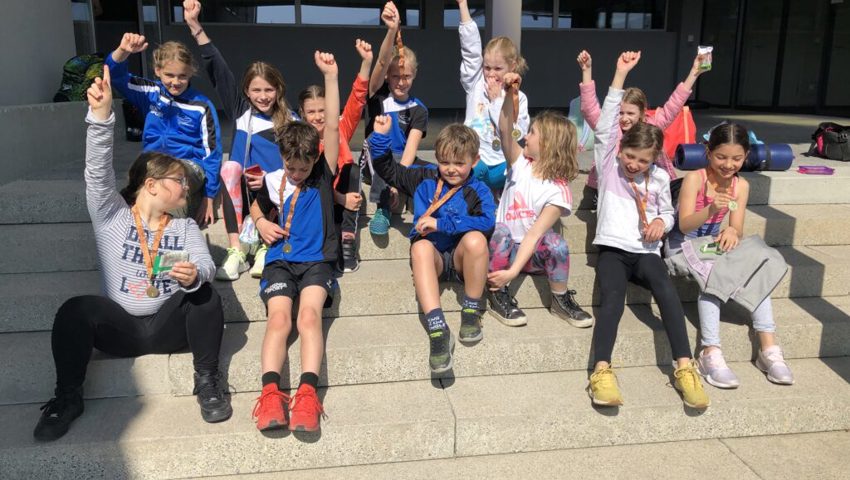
[51,283,224,391]
[591,246,692,364]
[333,162,361,235]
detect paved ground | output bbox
[200,430,850,480]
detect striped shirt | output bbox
[84,111,215,316]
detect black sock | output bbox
[261,371,281,388]
[425,308,448,332]
[461,295,483,313]
[300,372,319,389]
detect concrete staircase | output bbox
[1,135,850,478]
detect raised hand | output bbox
[503,72,522,91]
[616,51,641,73]
[381,1,400,30]
[577,50,592,71]
[373,114,392,135]
[119,33,148,55]
[314,51,338,76]
[355,38,373,63]
[87,65,112,121]
[182,0,201,24]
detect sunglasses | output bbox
[157,176,190,189]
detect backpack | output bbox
[53,54,104,102]
[646,105,697,161]
[809,122,850,161]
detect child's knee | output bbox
[541,232,569,261]
[461,231,488,255]
[410,239,435,262]
[296,307,322,333]
[266,309,293,333]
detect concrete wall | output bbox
[0,0,76,106]
[148,24,677,116]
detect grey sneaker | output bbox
[697,348,740,389]
[428,329,455,374]
[459,309,483,343]
[756,346,794,385]
[488,287,527,327]
[550,290,593,328]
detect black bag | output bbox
[809,122,850,161]
[53,54,104,102]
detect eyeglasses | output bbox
[157,176,190,189]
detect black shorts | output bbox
[259,260,335,308]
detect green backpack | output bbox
[53,54,104,102]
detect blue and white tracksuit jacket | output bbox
[106,55,223,199]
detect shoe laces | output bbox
[252,387,290,420]
[762,347,787,366]
[225,247,244,261]
[674,361,702,389]
[39,397,65,418]
[590,366,617,389]
[703,350,729,370]
[496,288,518,308]
[564,290,581,308]
[195,374,226,401]
[429,329,448,350]
[291,387,326,420]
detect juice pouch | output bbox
[153,250,189,275]
[697,45,713,72]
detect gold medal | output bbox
[283,242,292,254]
[492,138,501,151]
[146,285,160,298]
[727,200,738,212]
[511,128,521,141]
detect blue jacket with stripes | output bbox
[106,55,223,198]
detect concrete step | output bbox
[206,430,850,480]
[4,296,849,404]
[2,358,848,478]
[3,245,849,333]
[6,161,850,225]
[0,380,454,479]
[5,203,850,274]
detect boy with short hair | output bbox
[249,51,339,433]
[370,116,495,373]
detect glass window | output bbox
[522,0,555,28]
[559,0,665,29]
[444,0,485,28]
[169,1,418,26]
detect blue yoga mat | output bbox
[674,144,794,171]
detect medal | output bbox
[511,128,521,141]
[279,172,302,255]
[492,138,501,151]
[727,200,738,211]
[131,206,170,299]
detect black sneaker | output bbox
[551,290,593,328]
[33,387,84,442]
[428,329,455,374]
[488,287,527,326]
[459,309,483,343]
[193,371,233,423]
[341,238,359,273]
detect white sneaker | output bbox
[756,345,795,385]
[697,348,740,389]
[215,247,248,281]
[250,244,268,278]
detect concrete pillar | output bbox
[486,0,522,48]
[0,0,76,106]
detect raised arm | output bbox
[576,50,602,130]
[316,51,340,174]
[611,50,640,90]
[183,0,210,45]
[84,66,126,223]
[650,54,706,130]
[105,33,157,109]
[369,2,400,98]
[457,0,482,92]
[339,39,372,143]
[497,73,523,167]
[184,0,239,117]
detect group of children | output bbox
[37,0,796,440]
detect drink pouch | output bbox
[697,45,713,71]
[699,242,724,255]
[154,250,189,274]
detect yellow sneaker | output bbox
[587,366,624,406]
[674,360,711,409]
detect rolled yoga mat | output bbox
[674,143,794,171]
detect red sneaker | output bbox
[252,383,290,431]
[288,384,325,432]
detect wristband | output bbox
[192,28,204,38]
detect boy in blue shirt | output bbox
[370,116,495,373]
[248,52,339,433]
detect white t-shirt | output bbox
[496,155,573,243]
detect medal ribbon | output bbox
[628,174,650,229]
[131,206,171,287]
[421,178,462,225]
[279,172,302,240]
